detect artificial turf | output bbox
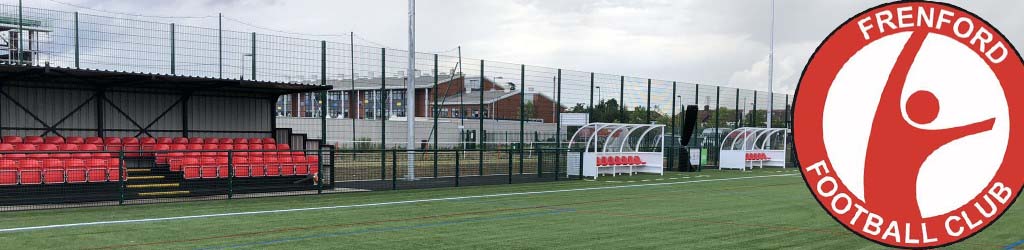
[0,169,1020,249]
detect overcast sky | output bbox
[28,0,1024,94]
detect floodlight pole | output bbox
[406,0,417,180]
[767,0,775,128]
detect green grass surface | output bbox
[0,169,1020,249]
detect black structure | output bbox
[679,105,699,172]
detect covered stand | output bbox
[567,123,665,179]
[719,127,788,170]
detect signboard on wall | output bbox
[560,113,589,126]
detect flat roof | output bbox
[0,64,331,96]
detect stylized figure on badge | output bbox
[864,32,996,218]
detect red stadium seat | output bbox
[248,157,266,177]
[66,136,85,144]
[216,157,230,178]
[199,157,219,179]
[263,144,278,156]
[2,136,22,144]
[185,144,203,157]
[153,144,171,164]
[85,137,104,144]
[156,137,172,144]
[292,155,309,175]
[306,155,320,175]
[217,144,233,157]
[264,157,281,176]
[104,137,123,152]
[188,137,204,144]
[167,144,189,171]
[596,156,606,166]
[18,160,42,184]
[65,159,87,183]
[202,144,219,157]
[249,144,264,157]
[30,144,58,159]
[107,159,123,181]
[42,159,64,184]
[232,157,250,177]
[233,138,248,144]
[73,144,96,159]
[54,144,79,159]
[233,144,250,157]
[121,137,141,156]
[182,158,201,179]
[43,136,65,144]
[263,138,276,144]
[172,137,189,144]
[0,160,17,185]
[278,156,296,176]
[24,136,43,144]
[247,138,262,144]
[86,159,108,182]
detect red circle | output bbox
[791,1,1024,248]
[907,90,940,124]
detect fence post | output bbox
[478,60,484,176]
[734,88,740,129]
[555,69,562,179]
[17,0,22,64]
[251,32,256,80]
[329,148,336,189]
[578,150,584,180]
[118,151,125,205]
[537,149,543,177]
[753,91,758,127]
[433,54,439,178]
[170,23,175,75]
[695,84,701,171]
[646,79,651,123]
[380,48,386,181]
[519,64,525,175]
[218,13,222,78]
[391,150,397,190]
[670,81,677,171]
[619,76,625,122]
[507,149,513,184]
[74,12,79,69]
[455,149,461,187]
[715,86,721,168]
[227,151,233,199]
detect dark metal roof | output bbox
[0,64,331,96]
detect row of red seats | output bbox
[0,144,116,159]
[745,152,771,161]
[596,155,647,166]
[0,158,123,185]
[157,143,302,165]
[2,136,277,147]
[178,156,319,179]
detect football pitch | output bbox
[0,169,1020,249]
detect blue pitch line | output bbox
[196,208,577,250]
[1005,239,1024,250]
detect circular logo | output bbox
[793,1,1024,248]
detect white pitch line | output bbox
[0,174,798,233]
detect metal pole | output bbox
[753,92,758,127]
[392,150,398,190]
[555,69,562,179]
[670,81,677,171]
[17,0,23,64]
[646,79,651,124]
[74,12,79,69]
[380,48,387,179]
[218,13,223,78]
[251,32,256,80]
[227,151,234,199]
[519,64,525,175]
[589,72,594,116]
[715,86,721,167]
[170,23,175,75]
[619,76,625,122]
[351,32,356,150]
[321,41,328,187]
[735,89,740,129]
[433,54,439,178]
[768,0,775,128]
[406,0,417,180]
[478,60,484,176]
[455,149,461,187]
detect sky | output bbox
[25,0,1024,95]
